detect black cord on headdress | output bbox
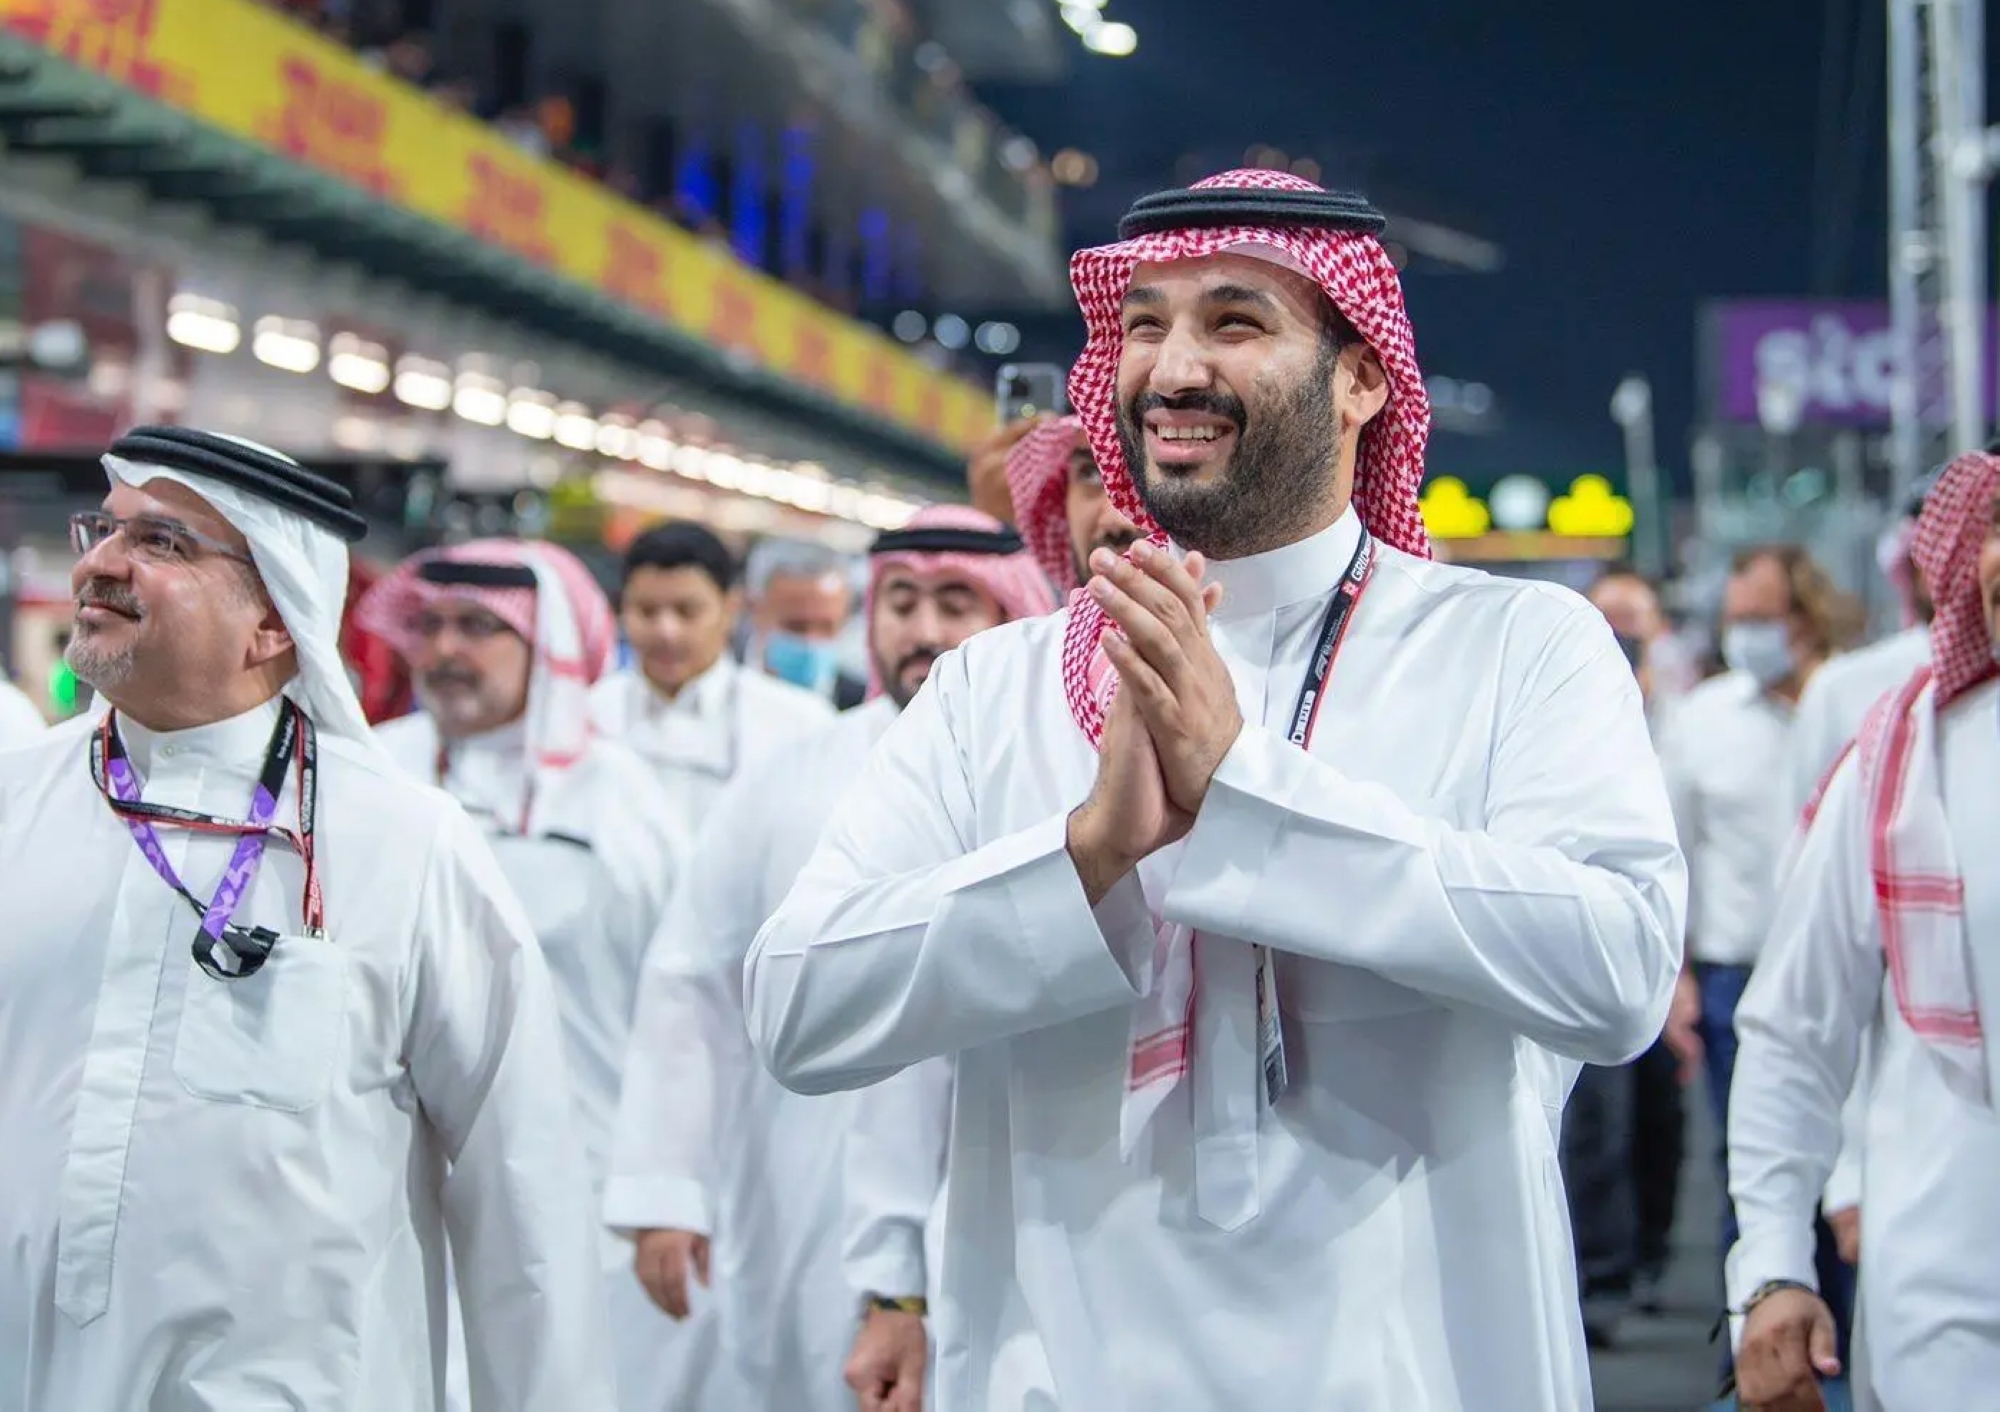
[869,525,1026,557]
[418,560,540,589]
[109,426,370,543]
[1117,186,1388,241]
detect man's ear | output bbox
[1335,345,1391,433]
[248,600,296,669]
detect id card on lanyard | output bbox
[1257,529,1377,1107]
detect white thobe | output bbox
[0,698,613,1411]
[1658,671,1795,966]
[376,713,686,1412]
[0,680,47,748]
[1782,628,1933,1224]
[1786,628,1933,816]
[1728,679,2000,1406]
[746,513,1687,1412]
[589,655,833,837]
[609,697,897,1412]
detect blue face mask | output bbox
[763,632,840,693]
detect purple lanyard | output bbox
[91,705,301,979]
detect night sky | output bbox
[979,0,1897,492]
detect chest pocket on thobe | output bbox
[173,936,349,1113]
[1274,790,1470,1024]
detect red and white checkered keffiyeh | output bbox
[1834,452,1998,1093]
[864,504,1056,699]
[355,538,617,833]
[1063,169,1433,1158]
[1005,415,1088,592]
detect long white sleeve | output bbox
[746,656,1154,1094]
[1725,758,1882,1312]
[407,808,618,1411]
[1164,617,1686,1065]
[843,1056,952,1300]
[606,773,770,1236]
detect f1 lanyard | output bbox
[90,701,325,980]
[1285,528,1378,750]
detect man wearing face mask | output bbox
[607,506,1050,1412]
[743,538,865,709]
[1657,542,1863,1370]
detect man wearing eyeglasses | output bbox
[0,428,614,1410]
[356,537,687,1411]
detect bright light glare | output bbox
[453,381,508,427]
[251,317,321,375]
[328,333,391,394]
[166,295,241,355]
[1084,20,1137,55]
[507,391,557,440]
[553,403,598,451]
[393,358,453,412]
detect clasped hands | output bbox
[1067,541,1243,906]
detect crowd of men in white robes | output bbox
[0,167,1994,1412]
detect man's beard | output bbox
[65,579,142,691]
[880,648,939,710]
[1115,343,1341,559]
[418,666,502,735]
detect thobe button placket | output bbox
[1186,613,1274,1231]
[54,764,201,1326]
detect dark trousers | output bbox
[1696,962,1856,1374]
[1562,1062,1637,1307]
[1562,1039,1686,1308]
[1630,1038,1685,1283]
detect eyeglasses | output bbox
[70,512,254,567]
[409,609,513,641]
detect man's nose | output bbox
[1149,322,1216,397]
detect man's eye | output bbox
[133,524,186,557]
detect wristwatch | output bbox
[1735,1278,1817,1316]
[865,1294,928,1317]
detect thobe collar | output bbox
[1197,507,1364,620]
[437,716,530,826]
[117,694,287,785]
[639,654,734,723]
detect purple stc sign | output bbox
[1710,299,1999,427]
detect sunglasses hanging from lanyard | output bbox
[89,701,326,981]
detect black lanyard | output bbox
[1285,528,1378,750]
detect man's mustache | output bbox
[894,649,940,680]
[77,579,140,619]
[1124,389,1248,430]
[421,664,483,691]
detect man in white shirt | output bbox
[1788,477,1938,817]
[744,170,1685,1410]
[0,426,611,1410]
[742,536,864,707]
[607,506,1051,1412]
[1728,450,2000,1411]
[356,537,686,1409]
[591,521,832,837]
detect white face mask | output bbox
[1723,620,1796,688]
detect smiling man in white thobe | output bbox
[590,520,832,838]
[356,537,686,1410]
[744,171,1687,1410]
[0,426,612,1410]
[1728,451,2000,1412]
[608,505,1051,1412]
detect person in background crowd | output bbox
[743,537,864,708]
[1788,473,1939,815]
[356,538,686,1412]
[591,522,832,836]
[745,171,1685,1409]
[1657,542,1865,1380]
[0,426,612,1410]
[340,557,415,724]
[964,415,1043,528]
[1562,567,1702,1345]
[1003,413,1143,592]
[608,506,1051,1412]
[1727,451,2000,1411]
